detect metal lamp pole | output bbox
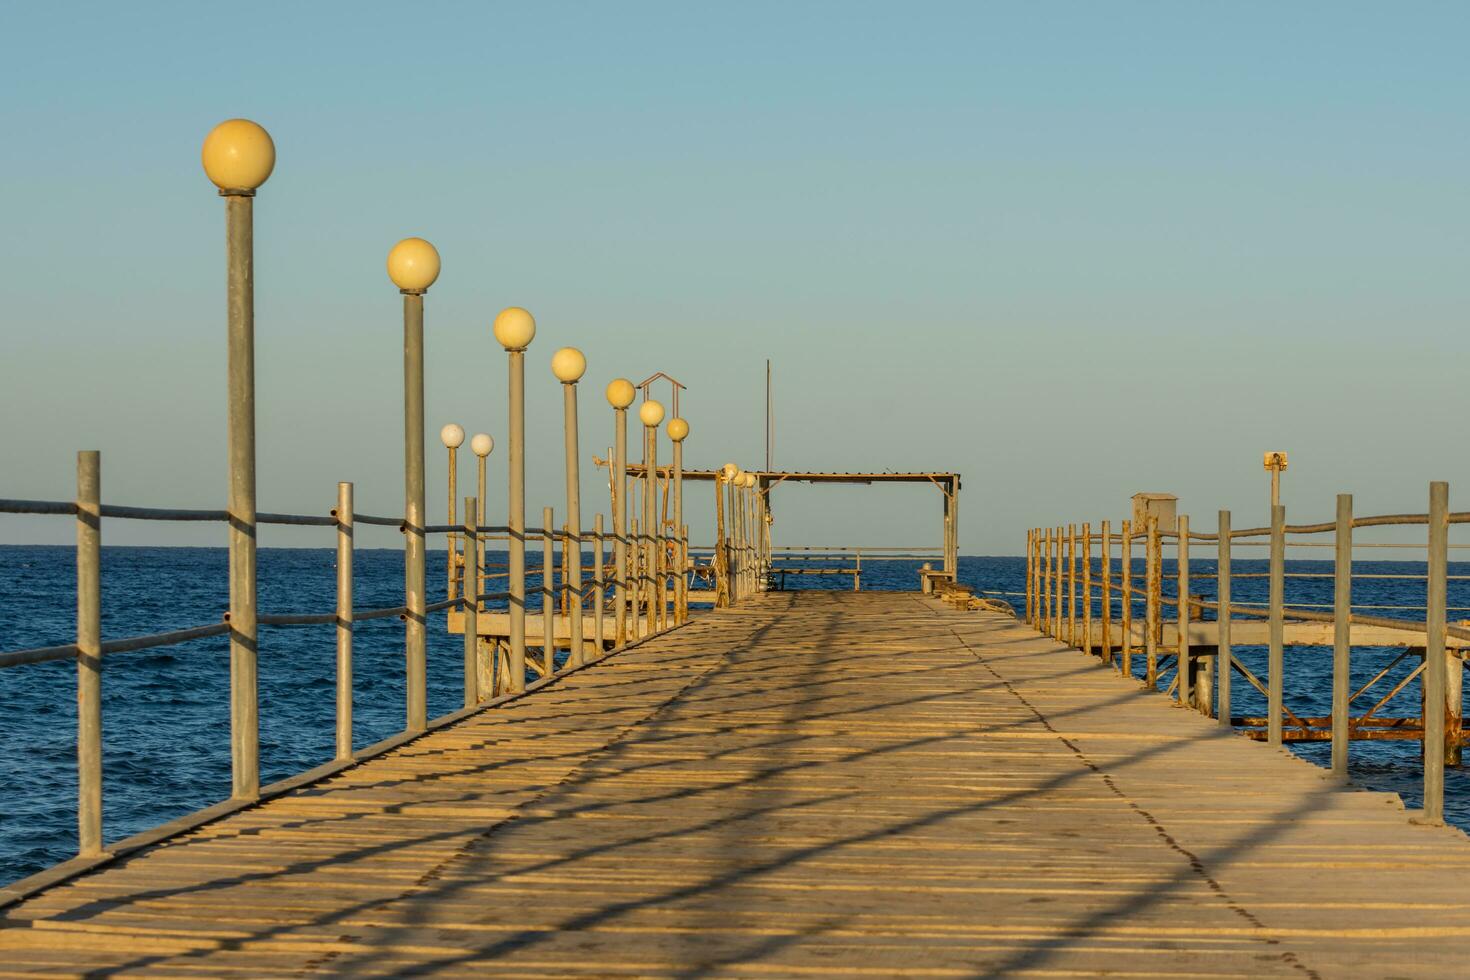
[638,399,665,633]
[441,423,464,601]
[387,237,441,732]
[203,118,275,801]
[667,418,689,622]
[607,380,635,642]
[494,307,536,693]
[552,348,587,665]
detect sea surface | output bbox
[4,545,1469,887]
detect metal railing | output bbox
[1025,482,1466,825]
[0,462,702,901]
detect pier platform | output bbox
[6,592,1470,976]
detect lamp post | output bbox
[607,379,635,641]
[386,236,440,732]
[440,423,465,602]
[552,347,587,666]
[469,433,493,607]
[639,399,665,633]
[494,307,535,693]
[667,417,689,622]
[470,434,493,527]
[203,118,274,801]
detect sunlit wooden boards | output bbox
[5,592,1470,976]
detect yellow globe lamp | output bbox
[493,307,536,350]
[439,423,465,449]
[551,347,587,383]
[470,433,494,457]
[386,238,441,293]
[638,399,665,428]
[201,119,275,193]
[605,378,636,409]
[721,463,738,482]
[666,418,689,442]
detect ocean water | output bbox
[3,546,1468,887]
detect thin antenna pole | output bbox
[765,358,772,472]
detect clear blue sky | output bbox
[2,1,1467,552]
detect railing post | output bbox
[1145,516,1159,688]
[560,369,585,668]
[75,450,102,857]
[854,548,861,592]
[1423,481,1448,825]
[1043,528,1053,636]
[1332,494,1352,776]
[1054,526,1063,638]
[593,513,605,649]
[681,524,691,620]
[1025,529,1034,625]
[1120,520,1133,678]
[631,517,643,631]
[335,482,353,760]
[1070,526,1078,647]
[1177,515,1191,707]
[1082,523,1092,657]
[1217,510,1232,728]
[1268,503,1285,747]
[1100,521,1111,664]
[463,495,478,707]
[543,505,556,675]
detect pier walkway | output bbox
[7,593,1470,977]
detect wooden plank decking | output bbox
[6,592,1470,977]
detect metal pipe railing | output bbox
[1026,480,1464,827]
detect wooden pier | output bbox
[7,592,1470,977]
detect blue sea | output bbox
[3,546,1468,887]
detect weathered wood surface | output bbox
[6,592,1470,976]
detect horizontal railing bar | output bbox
[353,604,409,621]
[0,498,76,516]
[258,512,335,527]
[101,622,231,653]
[258,612,338,626]
[100,504,227,522]
[353,514,403,527]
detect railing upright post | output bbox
[1025,529,1034,625]
[1082,523,1092,657]
[1268,504,1285,747]
[1043,529,1053,636]
[543,505,557,674]
[1053,527,1063,638]
[1120,520,1133,678]
[76,450,102,857]
[1100,521,1111,664]
[1070,525,1081,646]
[1177,515,1191,707]
[632,517,643,631]
[1217,510,1232,728]
[1332,495,1352,776]
[463,496,479,707]
[593,513,605,649]
[335,482,353,759]
[1145,516,1159,688]
[1424,481,1448,824]
[681,524,691,621]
